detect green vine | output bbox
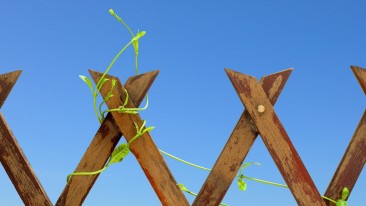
[75,8,351,206]
[69,8,153,181]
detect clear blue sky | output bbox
[1,1,366,205]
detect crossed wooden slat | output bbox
[57,70,189,206]
[195,68,326,206]
[2,67,366,206]
[0,71,53,205]
[323,66,366,205]
[193,68,294,205]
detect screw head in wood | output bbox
[257,105,265,113]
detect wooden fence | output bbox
[0,66,365,206]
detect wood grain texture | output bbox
[0,70,22,109]
[89,70,189,206]
[192,69,292,206]
[226,69,325,206]
[323,66,366,205]
[0,113,52,206]
[324,111,366,205]
[56,71,158,206]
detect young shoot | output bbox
[322,187,349,206]
[79,9,147,123]
[67,120,154,182]
[177,183,228,206]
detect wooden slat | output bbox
[89,70,189,206]
[324,111,366,205]
[0,70,22,109]
[56,71,159,206]
[193,69,292,206]
[323,65,366,205]
[351,65,366,95]
[226,69,325,206]
[0,113,52,206]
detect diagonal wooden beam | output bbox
[226,69,325,206]
[193,68,293,206]
[89,70,189,206]
[0,114,52,206]
[0,70,52,205]
[0,70,22,109]
[56,71,159,206]
[323,66,366,205]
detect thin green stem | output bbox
[135,52,139,74]
[321,196,337,204]
[96,40,134,90]
[109,9,134,38]
[159,149,211,171]
[93,91,103,123]
[67,165,108,182]
[241,175,288,188]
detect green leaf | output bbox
[97,78,109,91]
[177,183,189,193]
[143,126,155,134]
[336,200,348,206]
[237,178,247,191]
[341,187,349,200]
[132,31,146,42]
[79,75,93,92]
[109,143,130,165]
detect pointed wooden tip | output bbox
[225,68,258,97]
[0,70,23,109]
[224,68,257,81]
[88,69,121,84]
[351,65,366,95]
[88,69,159,107]
[261,68,293,104]
[125,70,159,107]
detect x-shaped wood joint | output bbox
[57,70,189,206]
[196,68,325,206]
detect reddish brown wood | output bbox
[56,71,158,206]
[89,70,189,206]
[323,66,366,205]
[0,113,52,206]
[193,69,293,206]
[324,111,366,205]
[0,70,22,109]
[226,69,325,206]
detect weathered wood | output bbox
[323,65,366,205]
[226,69,325,206]
[89,70,189,206]
[56,71,159,206]
[0,113,52,206]
[0,70,22,109]
[324,111,366,205]
[192,69,292,206]
[351,65,366,95]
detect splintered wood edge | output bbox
[351,65,366,95]
[0,70,22,109]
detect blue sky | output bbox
[1,0,366,205]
